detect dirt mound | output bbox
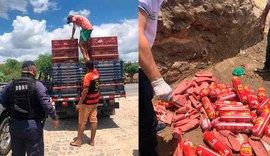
[153,0,264,84]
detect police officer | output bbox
[0,60,59,156]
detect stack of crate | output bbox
[89,36,119,61]
[89,36,125,98]
[50,39,84,99]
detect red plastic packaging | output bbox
[199,87,211,98]
[196,145,221,156]
[183,140,196,156]
[219,111,253,123]
[218,105,250,113]
[239,142,252,156]
[257,98,270,114]
[247,93,259,109]
[214,122,253,133]
[258,87,267,102]
[232,77,248,104]
[264,124,270,137]
[252,108,270,137]
[217,91,236,101]
[203,131,232,156]
[202,97,216,120]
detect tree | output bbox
[35,54,52,81]
[124,62,138,83]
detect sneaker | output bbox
[255,66,270,73]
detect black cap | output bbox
[67,15,73,24]
[85,60,94,70]
[22,61,35,68]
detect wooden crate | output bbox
[89,36,117,47]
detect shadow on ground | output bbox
[44,116,119,131]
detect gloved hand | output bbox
[151,78,172,102]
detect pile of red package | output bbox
[154,72,270,156]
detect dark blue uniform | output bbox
[0,76,58,156]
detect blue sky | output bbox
[0,0,138,34]
[0,0,138,62]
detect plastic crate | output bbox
[89,46,118,56]
[89,36,117,47]
[51,39,79,63]
[52,39,78,49]
[91,54,119,61]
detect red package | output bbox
[196,145,221,156]
[258,87,267,102]
[264,124,270,137]
[215,100,243,108]
[183,140,196,156]
[252,108,270,137]
[201,118,212,132]
[219,111,253,123]
[257,98,270,115]
[203,131,232,156]
[232,77,248,104]
[218,105,250,113]
[216,83,232,89]
[202,97,216,120]
[247,94,259,109]
[178,119,200,132]
[173,80,193,95]
[199,87,211,99]
[217,91,236,101]
[214,122,253,133]
[239,142,252,156]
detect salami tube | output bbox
[219,111,253,123]
[239,142,252,156]
[214,122,253,133]
[199,87,211,99]
[217,83,231,89]
[202,96,216,120]
[196,145,221,156]
[218,106,250,113]
[183,140,196,156]
[217,91,237,101]
[247,94,259,109]
[258,87,267,102]
[264,124,270,137]
[215,100,243,106]
[257,98,270,115]
[252,108,270,137]
[232,77,248,103]
[203,131,232,156]
[201,118,212,132]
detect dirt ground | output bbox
[157,33,270,155]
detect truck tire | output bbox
[0,114,11,155]
[100,109,115,117]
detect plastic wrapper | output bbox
[202,96,216,120]
[252,108,270,137]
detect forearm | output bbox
[139,34,161,82]
[79,88,88,104]
[261,5,270,25]
[71,27,75,38]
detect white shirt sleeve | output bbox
[138,0,152,16]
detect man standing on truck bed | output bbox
[70,60,99,147]
[67,15,93,62]
[0,60,59,156]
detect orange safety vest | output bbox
[82,69,99,105]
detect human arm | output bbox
[71,22,76,39]
[0,82,11,108]
[139,9,172,102]
[260,2,270,33]
[35,81,59,128]
[76,86,88,110]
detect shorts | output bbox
[79,104,98,124]
[80,29,93,41]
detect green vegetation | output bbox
[123,62,138,83]
[0,56,139,83]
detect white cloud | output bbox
[0,16,138,63]
[0,0,58,19]
[0,0,28,19]
[68,9,91,18]
[29,0,58,13]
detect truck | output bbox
[0,83,11,155]
[47,37,126,118]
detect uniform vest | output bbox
[8,76,45,119]
[83,70,99,105]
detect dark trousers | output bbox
[139,69,158,156]
[265,30,270,68]
[10,119,44,156]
